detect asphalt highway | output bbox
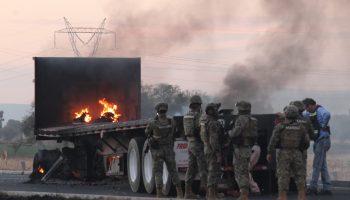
[0,171,349,200]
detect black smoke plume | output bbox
[219,0,326,113]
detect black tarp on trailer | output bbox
[34,57,141,135]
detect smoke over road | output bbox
[103,0,350,113]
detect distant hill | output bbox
[0,104,31,124]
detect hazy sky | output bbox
[0,0,350,109]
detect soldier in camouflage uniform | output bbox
[290,101,315,182]
[267,105,310,200]
[184,95,207,199]
[145,103,183,198]
[228,101,258,200]
[200,103,224,199]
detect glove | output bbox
[216,153,222,163]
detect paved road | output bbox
[0,171,349,199]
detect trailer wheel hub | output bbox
[129,148,138,182]
[144,151,153,183]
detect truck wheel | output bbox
[127,137,145,193]
[142,139,155,194]
[162,163,175,196]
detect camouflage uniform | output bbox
[228,101,257,199]
[267,105,310,200]
[184,95,207,199]
[290,101,315,175]
[145,103,182,198]
[200,103,223,199]
[184,113,207,189]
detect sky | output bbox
[0,0,350,114]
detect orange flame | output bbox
[38,166,45,174]
[74,108,92,123]
[98,98,121,122]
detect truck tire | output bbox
[127,137,146,193]
[142,140,175,196]
[142,139,155,194]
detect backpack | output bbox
[183,112,200,138]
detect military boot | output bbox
[176,184,184,199]
[298,186,306,200]
[156,187,163,198]
[278,191,287,200]
[207,186,216,200]
[237,189,248,200]
[184,184,199,199]
[214,186,225,199]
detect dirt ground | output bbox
[0,157,33,171]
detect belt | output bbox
[316,136,329,142]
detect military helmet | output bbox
[289,101,305,113]
[235,101,251,111]
[205,103,220,113]
[155,103,168,112]
[190,95,202,105]
[284,105,299,119]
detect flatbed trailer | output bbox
[36,114,278,195]
[33,57,278,195]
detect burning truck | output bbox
[32,57,279,195]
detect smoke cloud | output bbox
[219,0,327,113]
[105,0,239,55]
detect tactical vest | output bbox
[234,115,258,147]
[152,118,173,145]
[280,122,304,149]
[183,111,200,139]
[245,117,258,146]
[309,105,321,134]
[309,105,330,139]
[297,117,316,140]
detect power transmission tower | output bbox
[54,17,116,57]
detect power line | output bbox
[0,48,69,73]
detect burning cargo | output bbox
[33,57,279,195]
